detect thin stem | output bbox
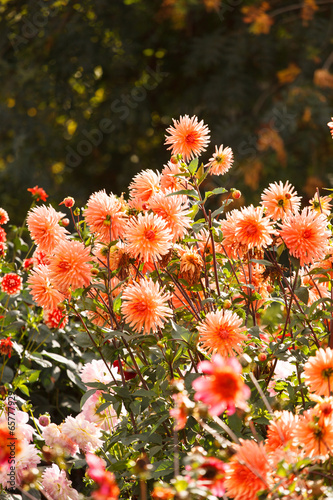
[208,210,220,297]
[213,415,240,443]
[249,372,273,415]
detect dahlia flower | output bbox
[279,207,330,267]
[26,205,68,253]
[84,190,127,243]
[121,278,172,334]
[197,309,247,357]
[192,354,250,415]
[165,115,210,162]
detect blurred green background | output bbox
[1,0,333,222]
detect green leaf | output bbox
[41,351,77,370]
[113,293,122,315]
[294,287,309,304]
[166,189,199,200]
[188,158,198,174]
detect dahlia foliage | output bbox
[1,117,333,499]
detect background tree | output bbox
[0,0,333,222]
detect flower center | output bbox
[185,132,197,145]
[302,229,313,239]
[322,367,333,379]
[135,302,148,312]
[217,327,230,339]
[58,261,71,271]
[246,224,258,235]
[144,229,156,241]
[213,371,239,399]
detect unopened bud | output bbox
[232,189,241,200]
[258,353,267,362]
[170,155,178,164]
[60,196,75,208]
[61,218,70,227]
[39,415,50,427]
[223,299,232,309]
[91,268,99,276]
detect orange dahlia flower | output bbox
[148,190,191,242]
[234,205,275,251]
[192,354,250,415]
[165,115,210,162]
[49,240,93,292]
[197,309,247,357]
[178,246,204,286]
[160,161,187,192]
[207,144,234,176]
[27,265,64,309]
[121,278,172,334]
[293,407,333,458]
[261,181,301,220]
[84,190,127,243]
[309,194,332,216]
[129,169,161,205]
[27,205,68,253]
[225,440,271,500]
[125,212,172,262]
[303,347,333,396]
[279,208,330,267]
[266,411,298,454]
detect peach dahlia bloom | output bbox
[148,190,191,242]
[125,212,172,262]
[192,354,250,415]
[178,246,204,286]
[265,411,298,454]
[197,309,247,357]
[309,194,332,216]
[225,440,271,500]
[165,115,210,162]
[49,240,93,292]
[160,161,187,192]
[26,205,68,253]
[128,169,161,204]
[121,278,172,334]
[261,181,301,220]
[293,407,333,458]
[207,144,234,176]
[303,347,333,396]
[279,207,330,267]
[84,190,127,243]
[27,265,64,309]
[234,205,275,251]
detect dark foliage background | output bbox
[1,0,333,222]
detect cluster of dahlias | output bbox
[1,114,333,499]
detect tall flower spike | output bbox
[165,115,210,162]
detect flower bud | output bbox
[232,189,241,199]
[60,196,75,208]
[258,353,267,362]
[170,155,178,164]
[39,415,50,427]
